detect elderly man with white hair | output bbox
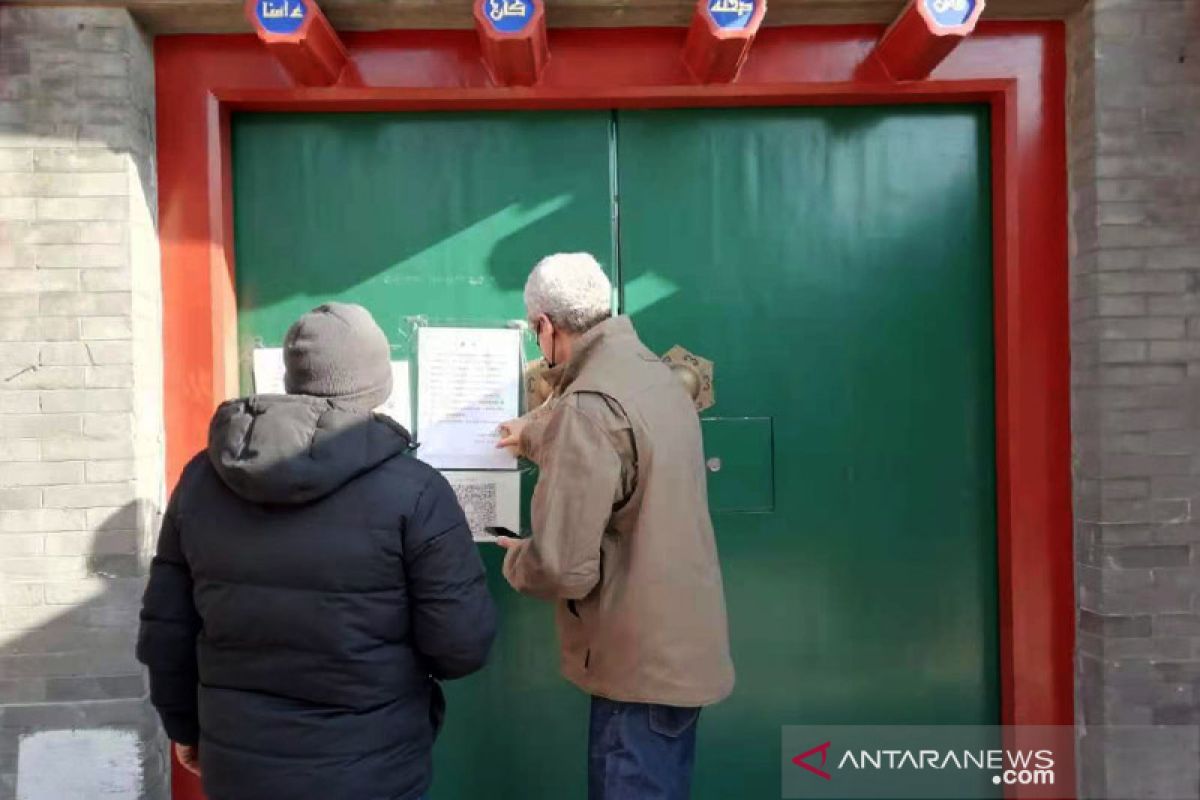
[496,252,735,800]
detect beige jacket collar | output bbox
[549,315,637,396]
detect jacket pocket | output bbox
[647,704,700,738]
[559,599,592,669]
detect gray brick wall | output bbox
[1069,0,1200,797]
[0,7,166,799]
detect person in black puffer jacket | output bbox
[137,303,497,800]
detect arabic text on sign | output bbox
[709,0,753,14]
[488,0,528,21]
[259,0,304,19]
[931,0,969,12]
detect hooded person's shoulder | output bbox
[395,465,471,545]
[367,438,451,492]
[174,449,218,498]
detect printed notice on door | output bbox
[444,471,521,542]
[417,327,521,470]
[252,347,286,395]
[377,361,413,432]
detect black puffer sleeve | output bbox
[136,486,202,745]
[403,472,498,680]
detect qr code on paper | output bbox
[452,482,497,537]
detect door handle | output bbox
[662,345,715,412]
[524,357,553,411]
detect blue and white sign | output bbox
[482,0,536,33]
[707,0,756,31]
[923,0,977,28]
[256,0,306,34]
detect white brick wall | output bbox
[0,7,165,799]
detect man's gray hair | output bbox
[524,252,614,334]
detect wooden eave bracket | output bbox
[857,0,987,82]
[683,0,767,84]
[474,0,550,87]
[245,0,353,87]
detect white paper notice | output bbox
[417,327,521,470]
[252,348,286,395]
[377,361,413,431]
[445,470,521,542]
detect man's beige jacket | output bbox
[503,316,735,707]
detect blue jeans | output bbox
[588,696,701,800]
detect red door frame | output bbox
[156,22,1072,798]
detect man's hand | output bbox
[494,536,523,551]
[496,417,528,458]
[175,743,201,777]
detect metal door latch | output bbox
[661,345,715,412]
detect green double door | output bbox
[232,107,998,799]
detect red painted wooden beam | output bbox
[683,0,767,84]
[244,0,351,87]
[474,0,549,87]
[858,0,986,82]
